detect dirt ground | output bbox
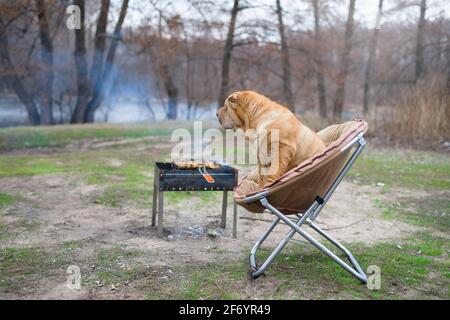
[0,170,424,299]
[0,131,448,300]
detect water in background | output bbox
[0,96,360,128]
[0,96,218,127]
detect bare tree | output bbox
[0,8,41,125]
[178,18,194,120]
[218,0,240,108]
[84,0,129,123]
[447,34,450,92]
[160,63,178,120]
[158,14,180,120]
[71,0,129,123]
[363,0,383,115]
[2,0,448,130]
[137,2,182,120]
[332,0,356,122]
[89,0,111,113]
[71,0,90,123]
[276,0,294,111]
[312,0,327,118]
[35,0,54,125]
[414,0,427,82]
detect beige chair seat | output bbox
[234,119,368,214]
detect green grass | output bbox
[0,146,224,209]
[0,148,167,208]
[350,148,450,190]
[0,218,41,242]
[165,191,222,206]
[63,241,82,251]
[95,186,153,208]
[0,192,16,207]
[265,232,448,299]
[147,262,246,300]
[0,156,64,176]
[0,247,64,293]
[0,124,179,208]
[146,232,449,299]
[92,247,143,285]
[177,264,243,300]
[0,244,144,295]
[373,193,450,232]
[0,123,448,299]
[0,223,8,240]
[0,152,156,177]
[0,124,174,151]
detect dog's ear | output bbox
[227,93,239,108]
[228,93,238,103]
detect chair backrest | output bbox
[235,119,368,214]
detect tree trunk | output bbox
[0,17,41,125]
[35,0,54,125]
[187,101,192,120]
[185,42,193,120]
[332,0,356,122]
[312,0,327,119]
[218,0,239,108]
[71,0,90,123]
[447,35,450,93]
[276,0,294,111]
[84,0,129,123]
[363,0,383,115]
[90,0,110,91]
[160,64,178,120]
[414,0,427,82]
[183,30,193,120]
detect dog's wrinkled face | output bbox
[217,91,251,130]
[217,93,239,129]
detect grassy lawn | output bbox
[0,123,449,299]
[349,147,450,190]
[1,232,447,299]
[373,193,450,232]
[93,247,142,285]
[0,243,148,295]
[145,231,449,300]
[0,192,16,207]
[0,247,68,294]
[0,122,196,151]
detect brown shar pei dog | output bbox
[217,90,325,187]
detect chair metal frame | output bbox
[243,132,368,283]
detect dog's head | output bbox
[217,91,264,130]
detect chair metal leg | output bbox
[252,198,367,283]
[249,201,320,279]
[249,216,281,278]
[309,138,366,221]
[246,135,368,283]
[307,220,367,280]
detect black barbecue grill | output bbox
[152,162,238,238]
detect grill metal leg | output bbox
[221,191,227,229]
[152,185,158,227]
[157,191,164,238]
[233,200,238,239]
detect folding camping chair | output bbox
[234,119,368,283]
